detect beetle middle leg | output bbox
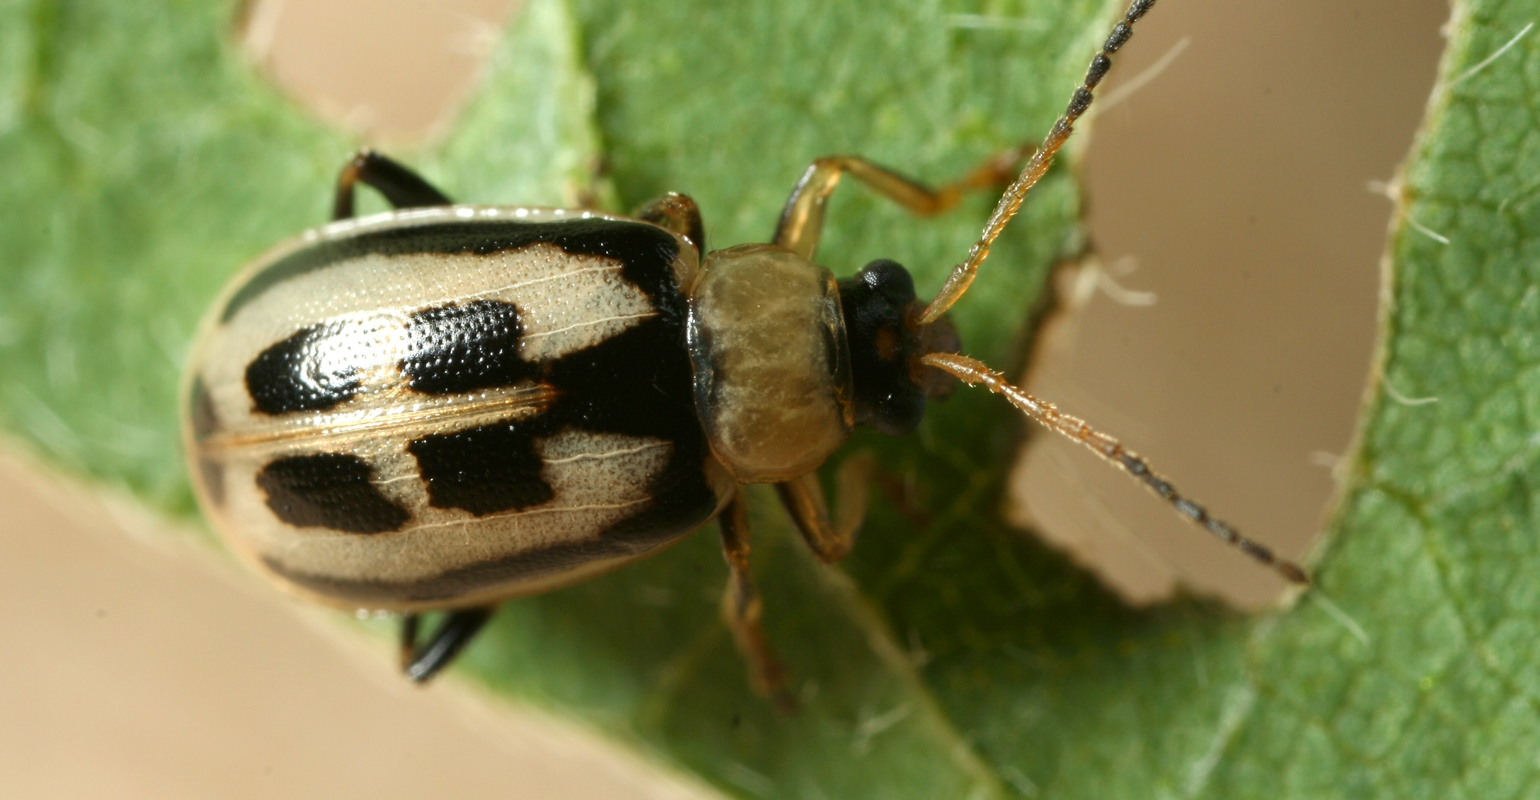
[773,146,1031,260]
[333,149,453,220]
[399,606,496,683]
[718,489,795,711]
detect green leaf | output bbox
[3,0,1534,796]
[1209,3,1540,795]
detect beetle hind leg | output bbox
[718,490,796,712]
[399,607,496,683]
[333,149,453,220]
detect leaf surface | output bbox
[2,0,1533,796]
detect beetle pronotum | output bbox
[183,0,1306,708]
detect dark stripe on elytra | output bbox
[198,456,226,508]
[245,322,363,415]
[188,377,227,507]
[256,453,409,534]
[504,310,722,540]
[222,218,681,322]
[402,299,538,394]
[261,526,675,604]
[188,377,221,441]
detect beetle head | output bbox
[838,259,959,436]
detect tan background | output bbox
[0,0,1449,796]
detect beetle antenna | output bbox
[921,352,1310,585]
[919,0,1157,324]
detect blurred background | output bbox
[0,0,1448,796]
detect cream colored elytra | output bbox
[185,207,746,611]
[184,205,864,614]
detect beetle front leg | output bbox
[718,489,795,712]
[333,149,454,220]
[772,146,1030,260]
[634,192,706,252]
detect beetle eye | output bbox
[858,259,917,305]
[870,386,926,436]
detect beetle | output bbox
[182,0,1305,708]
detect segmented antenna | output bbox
[920,0,1157,324]
[922,353,1310,585]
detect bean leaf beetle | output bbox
[182,0,1305,708]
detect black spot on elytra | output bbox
[256,453,408,533]
[408,423,554,516]
[245,323,363,415]
[403,299,537,394]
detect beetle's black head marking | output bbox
[837,260,960,436]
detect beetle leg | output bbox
[775,452,874,564]
[772,147,1030,261]
[400,606,496,683]
[718,489,796,712]
[634,192,706,253]
[398,613,421,673]
[333,149,454,220]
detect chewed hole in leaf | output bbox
[1009,0,1446,610]
[238,0,519,144]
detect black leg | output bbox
[399,607,496,683]
[333,149,454,221]
[634,192,706,253]
[398,613,421,673]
